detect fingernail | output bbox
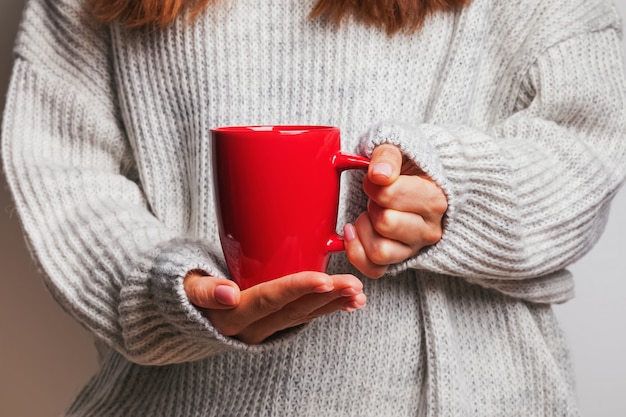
[214,285,237,305]
[372,163,392,178]
[343,223,356,242]
[313,284,334,293]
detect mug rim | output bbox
[211,125,337,134]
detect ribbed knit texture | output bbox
[2,0,626,416]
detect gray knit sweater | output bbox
[3,0,626,416]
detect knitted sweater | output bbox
[3,0,626,415]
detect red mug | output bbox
[211,125,370,290]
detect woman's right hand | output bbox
[184,271,366,344]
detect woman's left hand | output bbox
[344,144,448,278]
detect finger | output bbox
[208,272,334,336]
[363,174,448,221]
[239,293,368,345]
[355,212,415,266]
[253,273,363,317]
[184,272,241,310]
[242,272,334,316]
[343,218,388,279]
[237,276,367,344]
[368,144,403,186]
[367,200,442,247]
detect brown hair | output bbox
[88,0,472,34]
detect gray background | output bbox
[1,1,624,415]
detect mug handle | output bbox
[326,151,371,253]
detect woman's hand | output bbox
[184,271,366,344]
[344,144,448,278]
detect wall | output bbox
[1,1,625,415]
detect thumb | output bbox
[184,271,241,309]
[368,144,402,186]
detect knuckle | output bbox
[367,240,394,265]
[366,265,388,279]
[375,187,396,207]
[372,208,395,236]
[422,227,443,245]
[254,290,283,312]
[187,285,209,307]
[423,185,448,215]
[431,194,448,215]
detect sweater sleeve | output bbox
[359,24,626,303]
[1,0,287,365]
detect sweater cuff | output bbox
[359,121,450,198]
[358,121,453,274]
[357,122,576,304]
[149,238,306,356]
